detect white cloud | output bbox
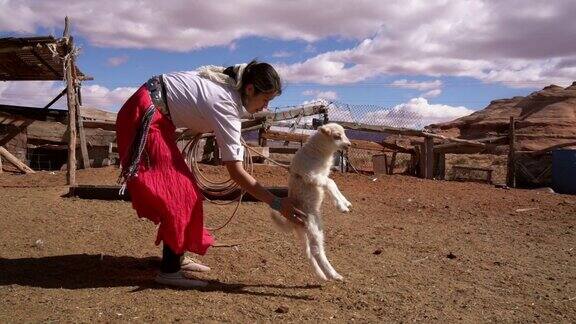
[304,44,316,53]
[1,1,575,86]
[359,97,474,129]
[391,79,442,91]
[272,51,294,58]
[0,81,136,111]
[390,79,443,98]
[421,89,442,98]
[0,81,65,108]
[106,55,129,67]
[81,85,137,110]
[302,90,339,100]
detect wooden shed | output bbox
[0,17,93,184]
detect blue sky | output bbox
[1,0,575,127]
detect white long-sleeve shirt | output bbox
[162,71,246,161]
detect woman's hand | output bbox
[279,197,307,226]
[224,161,307,225]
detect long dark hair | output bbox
[223,60,282,96]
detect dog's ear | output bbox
[319,125,332,136]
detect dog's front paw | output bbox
[336,201,350,213]
[343,199,352,208]
[331,272,344,281]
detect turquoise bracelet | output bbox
[270,196,282,212]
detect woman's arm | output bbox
[224,161,306,224]
[225,161,275,205]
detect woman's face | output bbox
[243,84,278,114]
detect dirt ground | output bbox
[0,165,575,322]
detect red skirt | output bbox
[116,85,214,255]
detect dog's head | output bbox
[318,123,351,150]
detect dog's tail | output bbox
[270,210,293,232]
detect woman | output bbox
[116,60,306,288]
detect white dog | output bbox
[272,123,352,281]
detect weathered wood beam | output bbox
[338,121,489,146]
[517,141,576,156]
[424,137,434,179]
[507,116,516,188]
[261,129,390,152]
[0,90,67,146]
[515,134,576,140]
[64,20,77,185]
[0,146,35,173]
[31,47,61,78]
[0,45,36,54]
[251,102,328,123]
[337,121,426,137]
[75,84,90,169]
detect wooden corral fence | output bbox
[0,17,92,185]
[507,117,576,188]
[243,106,574,189]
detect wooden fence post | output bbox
[507,116,516,188]
[64,17,77,185]
[258,127,267,147]
[434,152,446,179]
[75,83,90,169]
[420,137,434,179]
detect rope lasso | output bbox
[179,132,290,231]
[180,133,248,230]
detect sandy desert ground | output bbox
[0,165,575,322]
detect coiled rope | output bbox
[180,133,290,231]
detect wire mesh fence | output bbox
[268,100,425,172]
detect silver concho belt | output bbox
[145,75,170,117]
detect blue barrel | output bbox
[552,149,576,194]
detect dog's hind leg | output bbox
[307,223,343,281]
[325,178,352,212]
[296,229,327,280]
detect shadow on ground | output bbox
[0,254,317,300]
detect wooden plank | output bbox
[388,152,397,175]
[0,90,67,146]
[75,85,90,169]
[338,121,488,146]
[433,152,445,179]
[0,45,36,54]
[250,102,328,122]
[418,144,425,178]
[452,165,494,171]
[262,129,389,151]
[453,165,494,184]
[517,141,576,156]
[424,137,434,179]
[0,146,35,173]
[338,121,426,137]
